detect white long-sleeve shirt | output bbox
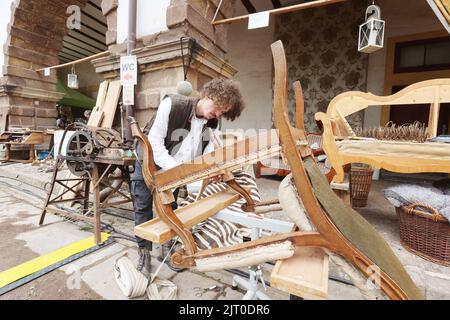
[148,97,221,171]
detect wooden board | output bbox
[270,246,329,300]
[134,188,242,244]
[99,80,121,129]
[87,109,104,128]
[155,130,281,191]
[88,81,108,127]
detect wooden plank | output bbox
[213,0,348,25]
[22,132,44,144]
[99,80,121,128]
[66,31,107,52]
[82,2,108,24]
[96,81,109,110]
[88,81,108,127]
[63,37,102,56]
[134,188,242,243]
[88,110,104,127]
[270,246,329,300]
[46,206,94,224]
[36,51,109,71]
[155,129,281,191]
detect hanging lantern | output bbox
[67,64,79,89]
[358,4,385,53]
[177,37,196,96]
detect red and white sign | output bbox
[120,55,137,86]
[122,85,134,105]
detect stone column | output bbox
[101,0,118,49]
[0,0,89,132]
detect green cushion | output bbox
[304,157,424,300]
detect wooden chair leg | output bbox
[153,194,197,267]
[225,179,255,212]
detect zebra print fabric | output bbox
[179,169,262,250]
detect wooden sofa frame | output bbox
[315,78,450,183]
[130,40,423,300]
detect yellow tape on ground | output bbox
[0,233,110,288]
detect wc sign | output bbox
[120,55,137,86]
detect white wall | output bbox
[0,0,14,77]
[223,17,275,133]
[364,0,444,127]
[117,0,170,44]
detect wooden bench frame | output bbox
[315,78,450,182]
[130,40,423,299]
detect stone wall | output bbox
[0,0,89,131]
[0,0,119,132]
[0,0,237,131]
[93,0,239,128]
[275,0,368,133]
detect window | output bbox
[394,37,450,73]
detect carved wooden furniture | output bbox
[315,79,450,182]
[132,40,423,299]
[130,120,282,266]
[270,40,422,300]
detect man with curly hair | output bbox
[131,78,245,277]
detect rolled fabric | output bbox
[114,256,149,298]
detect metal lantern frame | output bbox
[358,4,385,53]
[67,64,79,89]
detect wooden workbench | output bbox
[39,156,135,244]
[0,130,46,163]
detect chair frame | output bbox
[129,40,423,300]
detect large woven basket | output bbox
[349,163,373,207]
[396,203,450,266]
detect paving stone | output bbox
[424,271,450,300]
[328,280,365,300]
[171,270,222,300]
[217,287,244,300]
[59,243,126,272]
[15,221,93,255]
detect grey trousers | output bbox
[131,179,178,250]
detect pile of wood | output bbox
[355,121,429,143]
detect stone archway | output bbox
[0,0,240,132]
[0,0,118,132]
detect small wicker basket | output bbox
[349,164,373,207]
[396,203,450,266]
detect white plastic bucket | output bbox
[53,130,76,157]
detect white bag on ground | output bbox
[114,256,149,298]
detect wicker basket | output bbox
[349,164,373,207]
[396,203,450,266]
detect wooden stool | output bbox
[270,246,329,300]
